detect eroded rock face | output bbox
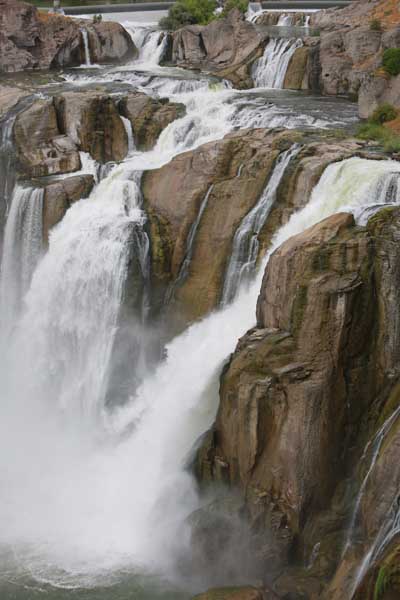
[196,206,400,598]
[119,92,185,150]
[0,0,136,73]
[142,131,365,329]
[43,174,95,242]
[170,9,267,88]
[54,91,128,163]
[14,99,81,177]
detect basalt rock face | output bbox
[14,99,81,178]
[142,131,365,329]
[119,92,185,150]
[196,207,400,599]
[169,9,267,89]
[0,0,136,73]
[42,175,95,242]
[54,91,128,163]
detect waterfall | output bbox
[81,28,92,67]
[123,25,167,67]
[221,144,301,305]
[304,15,311,27]
[121,116,135,154]
[2,100,400,589]
[0,184,44,337]
[166,185,214,303]
[252,38,303,88]
[278,13,294,26]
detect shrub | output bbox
[371,103,398,124]
[383,48,400,77]
[370,19,382,32]
[357,120,400,153]
[220,0,249,17]
[159,0,217,30]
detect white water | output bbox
[123,24,167,68]
[1,150,399,591]
[0,185,44,338]
[221,144,300,305]
[252,37,303,88]
[278,13,294,26]
[121,115,135,154]
[80,28,92,67]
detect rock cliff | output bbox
[0,0,136,73]
[195,206,400,599]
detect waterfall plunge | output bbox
[252,38,303,88]
[1,150,400,592]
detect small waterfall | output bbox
[165,185,214,303]
[81,28,92,67]
[123,25,167,66]
[278,13,294,26]
[355,171,400,224]
[221,144,301,305]
[0,184,44,337]
[304,15,311,27]
[121,116,135,154]
[252,38,303,88]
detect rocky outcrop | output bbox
[0,85,29,119]
[119,92,185,150]
[169,9,267,89]
[54,91,128,163]
[254,11,312,26]
[14,99,81,178]
[42,174,95,242]
[142,131,365,328]
[0,0,136,73]
[196,206,400,598]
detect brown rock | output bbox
[119,91,185,150]
[54,91,128,163]
[170,9,267,89]
[284,46,310,90]
[0,85,29,119]
[42,174,95,242]
[14,99,80,177]
[85,21,138,64]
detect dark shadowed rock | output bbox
[54,91,128,163]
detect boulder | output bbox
[85,21,138,64]
[119,91,185,150]
[43,174,95,242]
[54,91,128,163]
[14,99,80,177]
[0,0,136,73]
[170,9,267,89]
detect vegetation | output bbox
[371,103,398,124]
[370,18,382,31]
[159,0,248,31]
[382,48,400,76]
[374,567,389,600]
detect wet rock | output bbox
[142,131,364,328]
[284,46,310,90]
[14,99,80,177]
[54,91,128,163]
[119,91,185,150]
[170,9,267,89]
[42,174,95,242]
[0,85,29,119]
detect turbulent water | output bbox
[0,10,399,600]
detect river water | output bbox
[0,9,397,600]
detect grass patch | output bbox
[357,103,400,152]
[159,0,248,30]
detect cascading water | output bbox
[1,148,400,594]
[278,13,294,26]
[221,144,301,305]
[166,185,214,303]
[121,115,135,154]
[252,38,303,88]
[123,24,168,67]
[0,184,44,338]
[80,28,92,67]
